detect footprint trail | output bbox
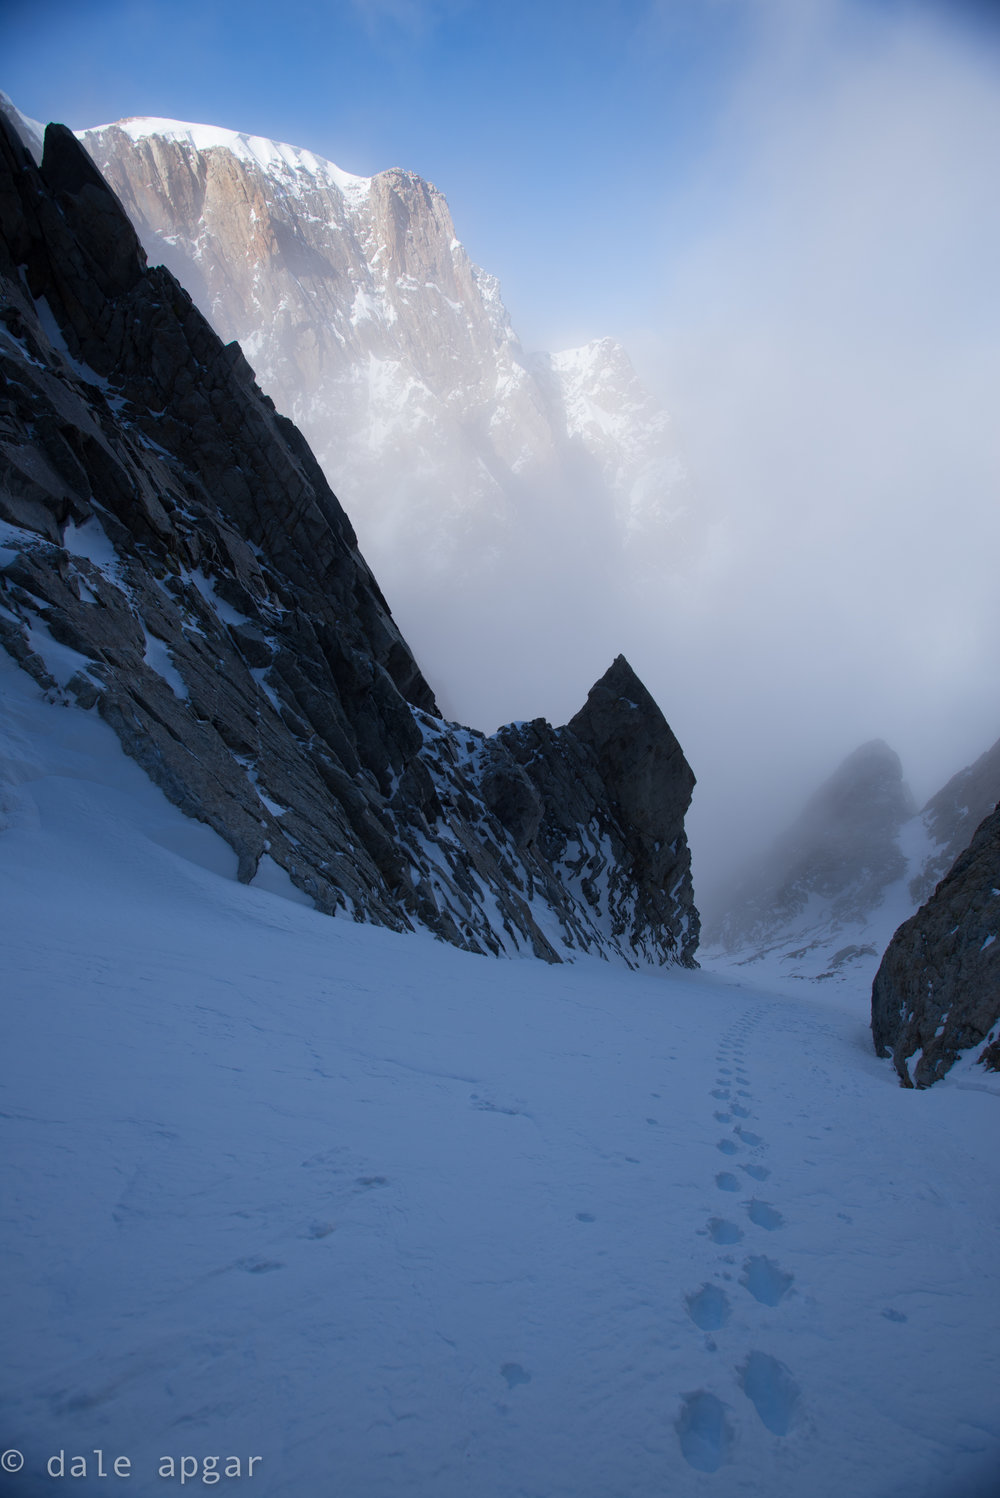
[676,1004,803,1469]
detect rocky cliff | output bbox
[872,801,1000,1087]
[75,117,694,726]
[0,111,699,968]
[908,733,1000,905]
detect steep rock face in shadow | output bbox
[488,657,699,968]
[0,114,698,969]
[872,802,1000,1087]
[909,734,1000,905]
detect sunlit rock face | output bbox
[0,112,699,969]
[76,118,694,724]
[872,802,1000,1087]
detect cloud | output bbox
[639,0,1000,887]
[347,0,461,38]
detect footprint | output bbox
[676,1391,733,1472]
[471,1096,521,1116]
[716,1172,740,1192]
[882,1307,907,1323]
[741,1255,794,1306]
[737,1088,752,1097]
[736,1127,764,1147]
[746,1200,784,1231]
[739,1351,801,1435]
[714,1110,731,1123]
[500,1362,531,1389]
[717,1139,739,1155]
[576,1212,596,1223]
[355,1176,388,1188]
[718,1068,732,1076]
[708,1217,743,1245]
[730,1104,750,1118]
[711,1089,731,1100]
[686,1283,732,1331]
[741,1163,770,1181]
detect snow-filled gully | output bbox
[1,656,998,1498]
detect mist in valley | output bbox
[384,0,1000,904]
[634,0,1000,900]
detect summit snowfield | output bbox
[77,117,696,727]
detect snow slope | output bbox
[1,651,998,1498]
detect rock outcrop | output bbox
[0,111,698,968]
[488,657,698,966]
[872,802,1000,1087]
[75,117,695,726]
[909,733,1000,904]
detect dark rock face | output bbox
[871,803,1000,1087]
[910,734,1000,905]
[489,657,699,968]
[705,739,915,962]
[0,113,699,968]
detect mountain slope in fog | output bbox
[703,732,1000,1086]
[703,740,917,978]
[705,733,1000,982]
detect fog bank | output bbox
[635,0,1000,892]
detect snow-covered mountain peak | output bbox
[86,115,373,200]
[541,336,665,436]
[548,335,629,375]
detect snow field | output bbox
[1,653,998,1498]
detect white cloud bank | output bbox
[637,0,1000,889]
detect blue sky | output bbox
[6,0,755,348]
[4,0,991,351]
